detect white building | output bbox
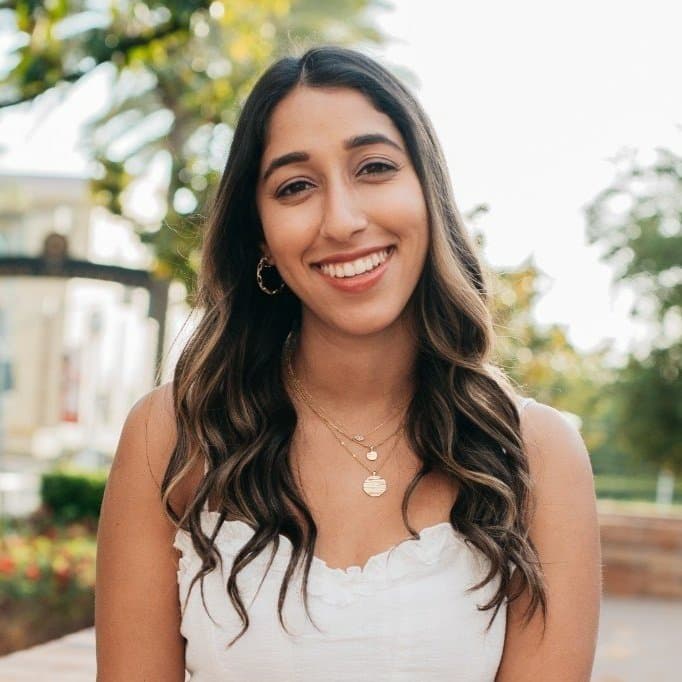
[0,172,188,479]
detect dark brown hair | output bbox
[160,45,547,645]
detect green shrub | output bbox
[595,474,682,503]
[40,469,108,524]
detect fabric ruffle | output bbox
[305,522,468,606]
[173,528,201,578]
[175,513,469,607]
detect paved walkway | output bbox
[0,596,679,680]
[592,596,682,681]
[0,628,96,681]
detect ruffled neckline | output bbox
[177,512,470,607]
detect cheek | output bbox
[259,200,309,254]
[258,210,322,279]
[370,175,429,240]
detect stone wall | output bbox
[599,511,682,599]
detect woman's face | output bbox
[256,85,429,338]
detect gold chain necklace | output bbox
[284,333,407,497]
[327,420,405,497]
[285,335,407,461]
[293,380,405,497]
[289,374,404,461]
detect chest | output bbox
[178,514,507,682]
[288,418,460,570]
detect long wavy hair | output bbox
[160,45,548,645]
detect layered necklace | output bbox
[284,333,409,497]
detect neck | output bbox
[286,318,418,424]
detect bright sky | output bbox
[1,0,680,360]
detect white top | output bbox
[173,397,535,681]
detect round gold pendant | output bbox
[363,474,387,497]
[366,449,378,461]
[353,435,365,442]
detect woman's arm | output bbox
[95,383,189,681]
[496,401,602,681]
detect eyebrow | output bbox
[261,132,404,182]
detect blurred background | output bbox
[0,0,679,679]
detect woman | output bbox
[95,46,601,681]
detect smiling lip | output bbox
[313,245,394,266]
[314,246,394,293]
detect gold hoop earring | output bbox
[256,256,285,295]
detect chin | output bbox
[309,305,409,339]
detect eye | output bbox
[275,179,314,198]
[358,160,399,176]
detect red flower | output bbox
[0,556,15,575]
[25,564,41,581]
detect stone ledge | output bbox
[599,511,682,599]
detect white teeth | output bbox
[318,248,391,278]
[354,258,368,275]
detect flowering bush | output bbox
[0,521,97,655]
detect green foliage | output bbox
[586,148,682,323]
[489,254,616,459]
[491,257,612,407]
[40,469,107,523]
[586,147,682,474]
[606,345,682,472]
[594,474,682,504]
[1,0,390,300]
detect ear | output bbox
[259,242,274,265]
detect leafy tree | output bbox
[585,146,682,475]
[489,254,614,459]
[0,0,389,299]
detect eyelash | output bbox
[275,161,398,198]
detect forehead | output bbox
[262,86,403,160]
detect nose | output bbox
[319,179,369,242]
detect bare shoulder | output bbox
[122,381,178,492]
[117,380,206,517]
[95,380,187,680]
[519,399,595,490]
[128,380,176,449]
[496,398,601,680]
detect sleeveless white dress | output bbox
[173,397,536,681]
